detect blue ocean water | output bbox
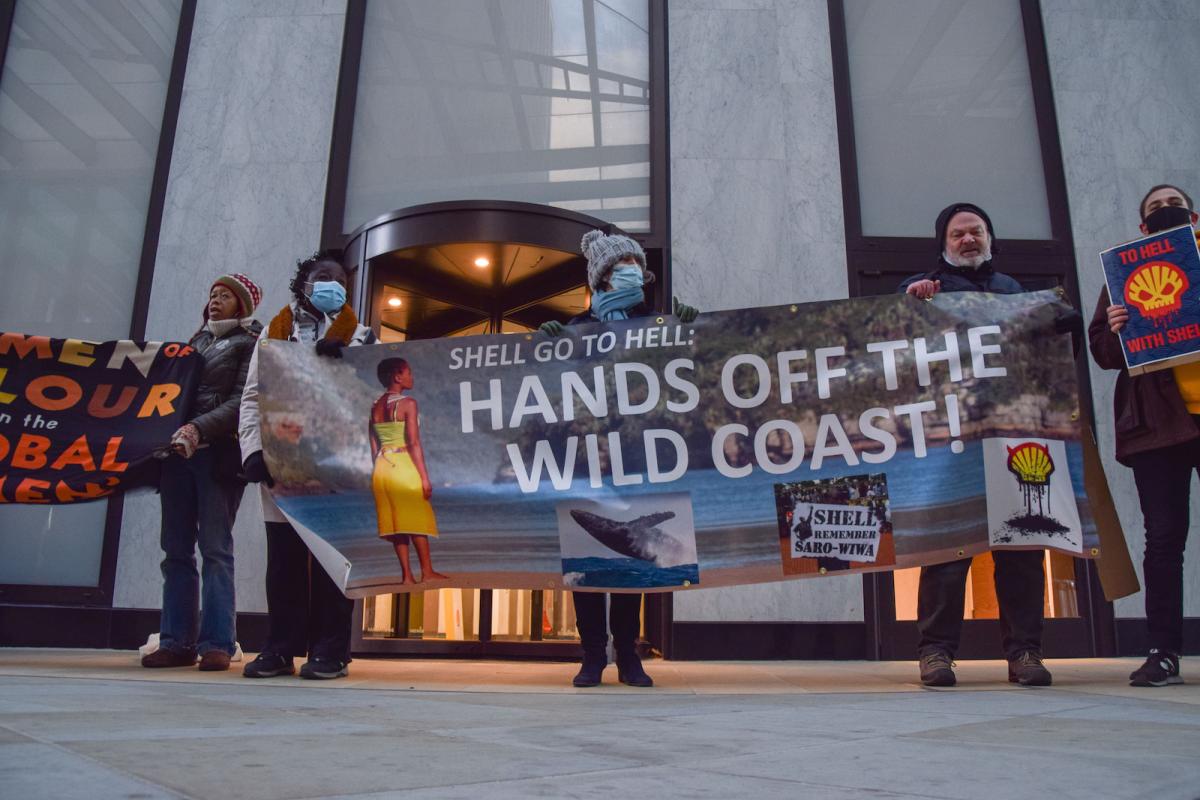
[277,438,1088,584]
[279,439,1086,540]
[562,557,700,589]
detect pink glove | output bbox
[170,423,201,459]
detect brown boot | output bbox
[141,648,196,668]
[198,651,232,671]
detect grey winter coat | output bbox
[187,320,263,444]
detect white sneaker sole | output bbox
[1130,675,1183,687]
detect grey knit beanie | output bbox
[581,229,646,291]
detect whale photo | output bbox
[557,494,700,589]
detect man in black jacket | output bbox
[1089,184,1200,687]
[902,203,1053,688]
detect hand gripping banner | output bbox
[257,291,1101,597]
[0,333,202,504]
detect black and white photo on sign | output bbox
[556,493,699,589]
[983,437,1083,552]
[790,500,885,563]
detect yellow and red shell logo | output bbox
[1124,261,1189,320]
[1006,442,1054,485]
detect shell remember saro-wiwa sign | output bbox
[255,291,1099,597]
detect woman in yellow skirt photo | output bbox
[370,357,446,584]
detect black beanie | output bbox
[934,203,997,254]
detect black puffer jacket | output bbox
[898,258,1023,295]
[187,320,263,443]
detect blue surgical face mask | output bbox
[609,264,644,291]
[308,281,346,314]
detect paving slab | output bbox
[2,649,1198,800]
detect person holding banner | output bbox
[900,203,1053,688]
[142,274,263,671]
[370,357,446,583]
[239,251,377,681]
[541,229,699,688]
[1089,184,1200,687]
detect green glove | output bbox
[539,320,565,337]
[672,296,699,323]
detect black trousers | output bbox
[573,591,642,657]
[916,550,1045,660]
[1128,427,1200,655]
[263,521,354,661]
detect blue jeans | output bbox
[158,449,243,656]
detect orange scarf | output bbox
[267,303,360,343]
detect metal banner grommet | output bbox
[1090,548,1099,556]
[956,549,964,557]
[818,567,827,575]
[656,316,665,324]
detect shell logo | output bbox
[1006,442,1054,485]
[1124,261,1189,320]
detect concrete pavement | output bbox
[1,649,1198,799]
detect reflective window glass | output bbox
[344,0,652,233]
[844,0,1052,239]
[0,0,182,586]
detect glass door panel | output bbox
[893,552,1080,621]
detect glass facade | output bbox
[0,0,182,586]
[343,0,652,233]
[844,0,1052,239]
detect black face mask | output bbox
[1143,204,1193,234]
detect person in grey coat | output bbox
[142,273,263,671]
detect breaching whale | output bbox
[569,509,691,568]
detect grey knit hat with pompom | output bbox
[581,229,646,291]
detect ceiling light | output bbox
[387,296,402,308]
[474,256,490,268]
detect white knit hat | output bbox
[581,229,646,291]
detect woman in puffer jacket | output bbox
[142,274,262,671]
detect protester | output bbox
[239,251,376,680]
[900,203,1053,688]
[1088,184,1200,687]
[541,229,699,688]
[142,274,262,671]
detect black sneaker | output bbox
[300,657,349,680]
[1129,650,1182,687]
[242,652,295,678]
[1008,650,1052,686]
[919,651,956,687]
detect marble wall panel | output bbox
[1040,0,1200,619]
[669,0,858,622]
[673,575,865,622]
[114,2,346,612]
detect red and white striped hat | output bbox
[207,273,262,319]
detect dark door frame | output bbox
[828,0,1114,659]
[0,0,197,612]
